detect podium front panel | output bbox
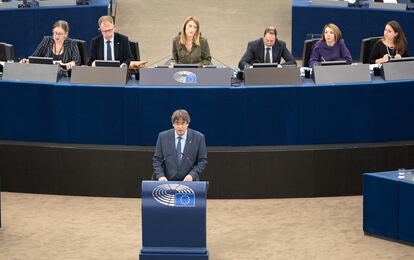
[363,171,414,244]
[3,63,61,83]
[244,67,300,86]
[381,61,414,81]
[70,66,127,85]
[369,2,407,11]
[140,68,232,86]
[313,64,371,84]
[141,181,208,258]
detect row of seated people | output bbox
[19,15,144,70]
[301,20,409,68]
[10,15,411,73]
[247,20,408,69]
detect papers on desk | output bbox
[300,67,312,77]
[369,63,380,71]
[383,0,398,3]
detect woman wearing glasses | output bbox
[22,20,80,69]
[368,20,408,64]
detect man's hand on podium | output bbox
[157,175,193,181]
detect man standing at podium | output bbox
[153,109,207,181]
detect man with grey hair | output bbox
[153,109,208,181]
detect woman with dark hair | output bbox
[170,16,212,66]
[368,20,408,64]
[309,23,352,67]
[22,20,80,69]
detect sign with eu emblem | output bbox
[175,193,195,207]
[152,183,196,207]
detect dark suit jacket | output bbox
[238,38,296,70]
[88,32,133,66]
[32,36,80,65]
[152,128,208,181]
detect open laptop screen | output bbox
[320,60,347,66]
[173,64,199,68]
[252,63,279,68]
[388,57,414,63]
[28,56,54,65]
[95,60,120,67]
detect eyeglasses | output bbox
[173,121,188,126]
[52,31,65,36]
[99,28,114,34]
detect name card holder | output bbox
[380,61,414,81]
[244,67,301,86]
[369,2,406,10]
[2,62,61,83]
[310,0,349,7]
[313,64,371,84]
[71,66,128,85]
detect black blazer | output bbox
[238,38,296,70]
[32,36,80,65]
[88,32,133,66]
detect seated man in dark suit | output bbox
[238,26,296,70]
[153,109,208,182]
[88,15,133,67]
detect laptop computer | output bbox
[95,60,120,67]
[28,56,54,65]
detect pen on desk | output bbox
[321,56,326,62]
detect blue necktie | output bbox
[106,40,112,61]
[176,136,182,165]
[265,48,271,63]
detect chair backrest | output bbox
[129,40,141,80]
[360,36,382,64]
[129,40,141,61]
[72,38,89,66]
[0,42,15,62]
[302,38,321,67]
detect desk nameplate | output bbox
[244,67,300,86]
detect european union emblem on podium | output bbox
[175,193,195,207]
[140,181,208,260]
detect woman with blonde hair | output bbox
[309,23,352,67]
[170,16,212,66]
